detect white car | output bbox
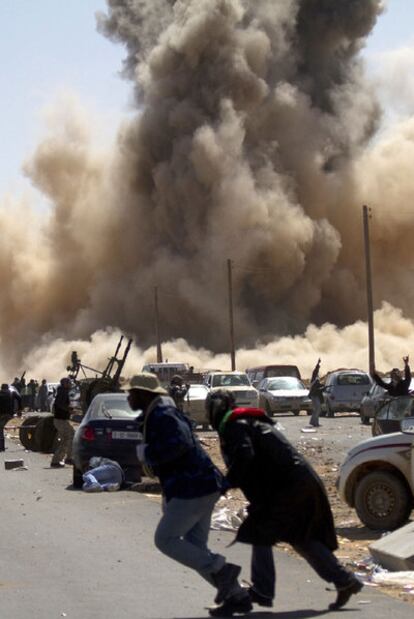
[323,369,372,417]
[182,384,210,428]
[337,417,414,531]
[204,371,258,407]
[257,376,311,416]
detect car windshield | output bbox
[89,397,138,420]
[378,396,414,421]
[336,374,370,386]
[266,377,304,390]
[211,374,250,387]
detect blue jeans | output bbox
[155,492,226,584]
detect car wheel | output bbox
[371,418,382,436]
[72,465,83,489]
[361,416,371,426]
[292,410,300,416]
[354,470,411,531]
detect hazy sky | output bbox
[0,0,413,202]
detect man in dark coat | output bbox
[372,355,411,396]
[309,358,324,426]
[206,390,363,613]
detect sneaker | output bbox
[248,587,273,607]
[212,564,241,605]
[50,462,65,468]
[209,595,252,617]
[329,578,363,610]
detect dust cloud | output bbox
[2,0,414,380]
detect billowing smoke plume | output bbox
[4,0,414,378]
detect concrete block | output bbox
[369,522,414,571]
[4,459,25,470]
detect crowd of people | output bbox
[10,376,50,412]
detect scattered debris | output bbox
[4,459,24,470]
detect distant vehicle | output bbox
[72,393,143,488]
[142,362,190,386]
[360,382,390,424]
[337,417,414,530]
[182,384,210,429]
[322,370,372,417]
[204,371,258,407]
[246,365,301,387]
[257,376,311,416]
[372,395,414,436]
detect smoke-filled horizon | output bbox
[2,0,414,377]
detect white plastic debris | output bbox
[371,571,414,587]
[211,506,246,532]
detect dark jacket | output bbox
[309,363,325,403]
[53,385,71,420]
[373,365,411,396]
[218,407,337,550]
[143,395,223,501]
[0,390,19,418]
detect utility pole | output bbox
[154,286,163,363]
[227,258,236,370]
[363,205,375,374]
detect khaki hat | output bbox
[124,372,167,394]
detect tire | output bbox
[292,410,300,416]
[35,415,57,453]
[361,415,371,426]
[354,470,412,531]
[19,415,42,451]
[371,418,382,436]
[72,466,83,489]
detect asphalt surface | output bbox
[0,419,410,619]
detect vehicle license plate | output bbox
[112,431,141,440]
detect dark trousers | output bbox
[0,415,11,451]
[251,540,352,600]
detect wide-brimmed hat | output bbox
[124,372,167,394]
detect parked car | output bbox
[257,376,311,416]
[204,371,258,407]
[372,395,414,436]
[337,417,414,530]
[182,384,210,428]
[360,382,390,425]
[72,393,143,488]
[246,365,301,387]
[322,370,372,417]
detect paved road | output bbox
[0,425,409,619]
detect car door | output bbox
[376,396,414,435]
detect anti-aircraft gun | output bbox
[67,335,132,414]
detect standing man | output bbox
[309,358,324,427]
[205,390,363,612]
[50,377,74,468]
[372,356,411,396]
[37,379,49,411]
[168,374,189,412]
[0,384,21,451]
[126,373,251,617]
